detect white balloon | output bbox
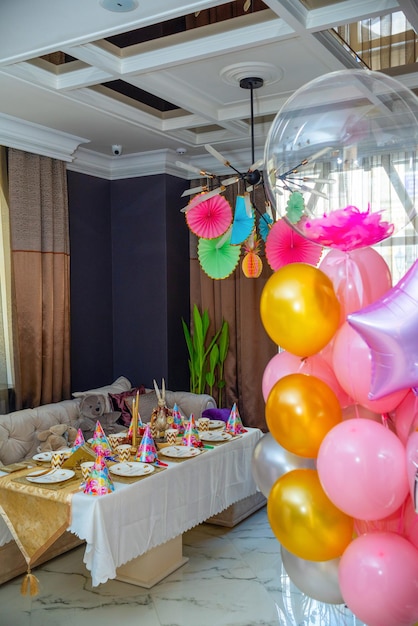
[251,433,315,498]
[281,545,344,605]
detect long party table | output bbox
[0,428,262,588]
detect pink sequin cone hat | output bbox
[136,424,158,463]
[225,403,245,435]
[91,420,113,458]
[182,414,200,447]
[172,403,184,433]
[83,454,115,495]
[71,428,85,452]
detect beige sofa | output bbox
[0,376,217,584]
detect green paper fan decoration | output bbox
[198,230,241,279]
[286,191,305,224]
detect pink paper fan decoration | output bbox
[265,219,323,271]
[186,194,232,239]
[302,204,394,252]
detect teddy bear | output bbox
[37,423,78,453]
[72,394,125,440]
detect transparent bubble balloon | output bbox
[264,69,418,251]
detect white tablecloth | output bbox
[1,428,262,586]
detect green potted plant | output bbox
[182,304,229,406]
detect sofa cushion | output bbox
[109,386,146,426]
[72,376,132,412]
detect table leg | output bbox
[115,535,188,588]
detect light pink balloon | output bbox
[342,404,397,435]
[406,431,418,509]
[262,350,350,407]
[339,532,418,626]
[317,419,409,520]
[393,389,418,445]
[319,247,392,324]
[332,321,408,413]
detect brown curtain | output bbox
[7,149,71,409]
[189,182,276,431]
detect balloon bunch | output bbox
[256,251,418,626]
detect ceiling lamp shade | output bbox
[265,219,323,271]
[186,194,232,239]
[198,231,241,279]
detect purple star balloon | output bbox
[348,259,418,400]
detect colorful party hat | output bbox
[172,403,184,433]
[71,428,85,452]
[182,414,200,447]
[91,420,113,457]
[136,423,158,463]
[83,454,115,495]
[225,403,245,435]
[128,413,144,439]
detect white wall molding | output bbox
[0,112,89,162]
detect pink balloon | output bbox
[392,389,418,445]
[355,495,418,551]
[262,351,350,407]
[332,322,408,413]
[317,419,409,520]
[262,351,301,401]
[320,247,392,323]
[404,495,418,550]
[348,258,418,399]
[339,532,418,626]
[406,431,418,510]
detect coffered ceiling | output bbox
[0,0,417,179]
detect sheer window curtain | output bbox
[189,181,277,431]
[8,148,71,409]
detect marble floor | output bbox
[0,507,364,626]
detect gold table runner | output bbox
[0,468,82,585]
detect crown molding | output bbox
[0,112,89,162]
[67,147,197,179]
[0,112,259,179]
[67,144,261,179]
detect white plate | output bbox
[199,431,232,442]
[160,445,201,458]
[33,451,54,462]
[32,448,72,463]
[208,420,226,430]
[26,469,75,483]
[109,462,155,477]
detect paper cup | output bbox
[165,428,177,445]
[108,433,125,450]
[117,444,132,462]
[198,417,210,432]
[51,451,67,469]
[81,461,94,481]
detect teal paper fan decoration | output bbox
[230,195,255,245]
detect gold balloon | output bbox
[267,469,353,561]
[266,373,342,457]
[260,263,340,356]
